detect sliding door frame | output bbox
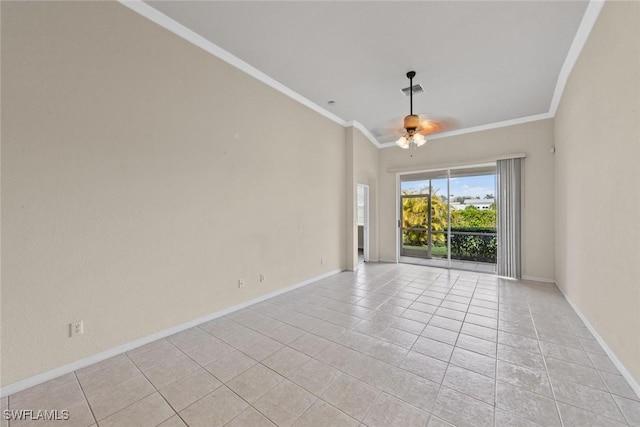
[396,162,496,266]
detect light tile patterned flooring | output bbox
[399,256,497,274]
[4,263,640,426]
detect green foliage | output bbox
[402,190,448,246]
[450,205,497,262]
[452,206,496,228]
[449,227,497,262]
[402,188,497,262]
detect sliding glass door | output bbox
[400,173,449,259]
[399,166,497,271]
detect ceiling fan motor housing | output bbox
[403,114,420,132]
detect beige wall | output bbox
[378,120,556,281]
[345,128,356,270]
[554,1,640,382]
[344,126,379,270]
[353,128,380,264]
[1,2,347,385]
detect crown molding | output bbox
[377,112,553,149]
[345,120,383,148]
[549,0,605,115]
[387,153,526,174]
[118,1,346,128]
[120,0,603,150]
[429,112,554,140]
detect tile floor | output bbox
[399,256,497,274]
[4,263,640,426]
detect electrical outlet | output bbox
[70,321,83,337]
[238,279,245,289]
[259,274,265,283]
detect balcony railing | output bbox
[402,227,497,264]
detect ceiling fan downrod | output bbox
[407,71,415,116]
[404,71,419,134]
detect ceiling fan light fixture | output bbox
[413,133,426,147]
[396,136,410,149]
[395,133,425,149]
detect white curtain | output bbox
[497,158,522,278]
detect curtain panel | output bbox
[497,158,522,278]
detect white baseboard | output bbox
[522,275,557,284]
[556,282,640,400]
[0,269,342,398]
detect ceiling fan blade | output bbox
[379,115,456,140]
[377,117,406,137]
[417,117,455,136]
[381,71,457,144]
[385,129,405,137]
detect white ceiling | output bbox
[144,1,590,145]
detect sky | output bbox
[402,174,496,199]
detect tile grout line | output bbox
[219,269,492,425]
[122,348,185,426]
[526,290,566,427]
[443,274,499,424]
[432,274,466,423]
[160,335,290,424]
[527,293,633,426]
[71,373,99,427]
[296,269,445,419]
[14,264,622,426]
[496,322,629,420]
[77,354,163,425]
[493,277,501,427]
[286,267,426,422]
[586,345,634,425]
[400,268,455,411]
[411,272,493,424]
[396,270,447,369]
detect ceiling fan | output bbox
[390,71,453,149]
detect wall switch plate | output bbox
[259,274,265,283]
[238,279,245,288]
[70,321,83,337]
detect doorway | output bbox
[357,184,369,264]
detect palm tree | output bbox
[402,186,450,254]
